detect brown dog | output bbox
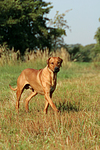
[9,57,63,113]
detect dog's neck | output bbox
[47,65,57,86]
[47,65,52,73]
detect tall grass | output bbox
[0,44,20,66]
[0,45,70,66]
[0,49,100,149]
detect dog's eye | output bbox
[51,62,54,65]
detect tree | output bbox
[0,0,68,54]
[0,0,53,54]
[94,18,100,54]
[48,10,71,50]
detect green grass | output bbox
[0,61,100,150]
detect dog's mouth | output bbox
[54,67,60,73]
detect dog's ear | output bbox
[47,57,51,65]
[58,57,63,64]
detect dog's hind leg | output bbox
[16,82,27,112]
[16,89,22,112]
[25,91,37,112]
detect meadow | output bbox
[0,50,100,150]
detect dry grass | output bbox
[0,61,100,149]
[0,45,70,66]
[24,47,70,67]
[0,44,20,66]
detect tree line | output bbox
[67,18,100,62]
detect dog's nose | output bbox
[54,67,59,73]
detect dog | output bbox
[9,57,63,113]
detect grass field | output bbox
[0,60,100,150]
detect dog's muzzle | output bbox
[54,67,60,73]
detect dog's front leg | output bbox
[44,100,49,114]
[44,92,59,112]
[44,93,52,114]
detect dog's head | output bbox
[47,57,63,73]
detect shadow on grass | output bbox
[56,101,80,113]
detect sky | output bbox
[45,0,100,46]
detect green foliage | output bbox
[68,44,95,62]
[94,21,100,45]
[0,0,51,54]
[0,0,66,54]
[93,18,100,59]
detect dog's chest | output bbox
[50,73,57,92]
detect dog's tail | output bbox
[9,84,17,91]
